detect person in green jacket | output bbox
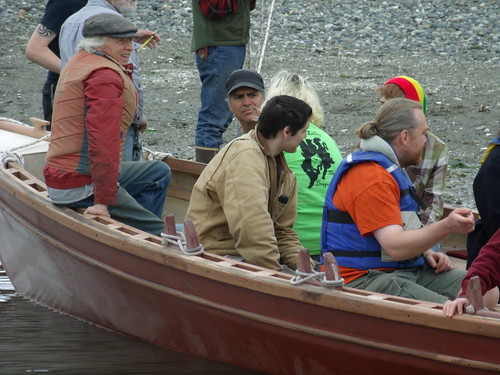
[265,71,343,267]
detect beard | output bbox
[111,0,137,15]
[403,149,424,167]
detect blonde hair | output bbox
[265,71,324,127]
[357,98,422,142]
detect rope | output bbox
[290,270,323,285]
[248,0,278,73]
[290,269,345,288]
[8,134,50,153]
[0,151,25,169]
[142,146,172,161]
[0,117,27,126]
[0,120,50,169]
[256,0,277,73]
[161,231,204,256]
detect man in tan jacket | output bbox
[186,95,312,271]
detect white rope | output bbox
[0,117,27,126]
[0,120,50,169]
[142,146,173,161]
[256,0,277,73]
[248,0,277,73]
[0,151,25,169]
[290,270,323,285]
[322,277,345,288]
[248,0,266,70]
[8,134,50,153]
[290,269,345,288]
[161,231,204,256]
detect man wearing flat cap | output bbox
[44,13,171,236]
[226,69,265,135]
[60,0,160,162]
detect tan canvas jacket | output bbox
[186,130,302,271]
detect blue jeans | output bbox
[195,45,245,150]
[122,125,143,162]
[66,161,170,236]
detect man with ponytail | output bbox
[376,76,448,228]
[321,98,498,307]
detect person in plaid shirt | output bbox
[376,76,448,230]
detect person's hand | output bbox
[443,297,469,317]
[84,204,110,217]
[136,30,160,49]
[424,250,452,273]
[138,117,147,133]
[445,208,475,234]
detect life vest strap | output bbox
[325,249,381,258]
[327,210,354,224]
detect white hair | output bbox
[78,36,107,53]
[265,71,324,127]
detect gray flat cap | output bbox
[82,13,138,38]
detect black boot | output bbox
[195,147,218,164]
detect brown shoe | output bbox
[195,147,218,164]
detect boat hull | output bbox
[0,163,499,375]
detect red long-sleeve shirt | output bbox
[84,67,126,205]
[460,228,500,296]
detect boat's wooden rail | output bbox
[5,162,49,197]
[0,117,49,139]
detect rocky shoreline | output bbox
[0,0,499,209]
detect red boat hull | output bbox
[0,163,499,375]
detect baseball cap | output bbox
[226,69,265,96]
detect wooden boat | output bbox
[0,117,499,375]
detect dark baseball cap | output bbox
[226,69,265,96]
[82,13,138,38]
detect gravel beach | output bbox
[0,0,498,209]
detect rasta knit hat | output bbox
[82,13,138,39]
[384,76,427,114]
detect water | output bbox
[0,267,266,375]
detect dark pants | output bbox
[42,81,57,129]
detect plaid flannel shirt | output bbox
[406,131,448,225]
[197,0,255,19]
